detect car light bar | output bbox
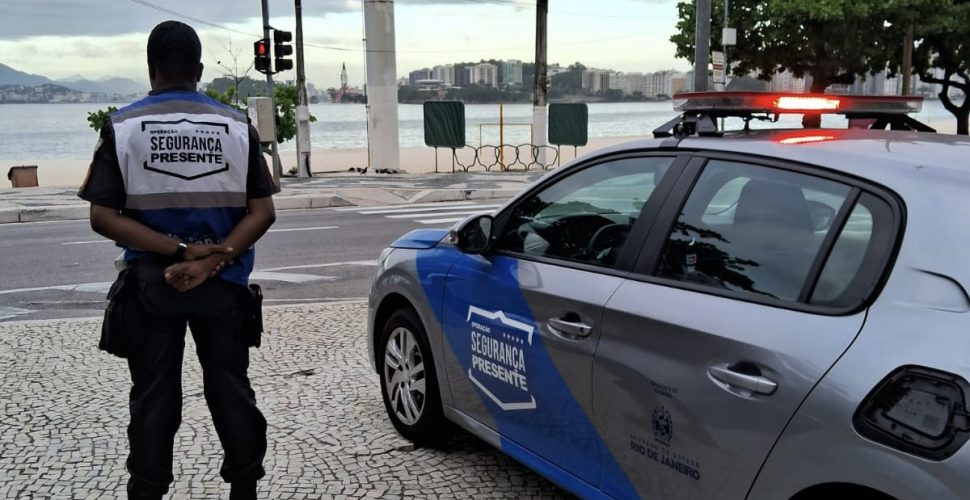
[673,92,923,115]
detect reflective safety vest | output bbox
[111,90,254,286]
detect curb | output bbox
[0,188,520,224]
[0,205,90,223]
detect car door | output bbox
[439,154,681,492]
[593,155,877,499]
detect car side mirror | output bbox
[449,214,494,254]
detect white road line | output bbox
[385,209,496,219]
[267,226,338,233]
[359,204,499,215]
[247,272,337,283]
[62,240,113,245]
[0,282,114,296]
[259,260,377,272]
[0,306,33,321]
[417,217,466,225]
[333,201,477,212]
[0,270,340,296]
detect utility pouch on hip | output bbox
[100,268,138,358]
[244,283,264,348]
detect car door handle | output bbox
[709,364,778,395]
[547,316,593,338]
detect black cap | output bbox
[147,20,201,66]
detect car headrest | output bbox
[734,178,814,238]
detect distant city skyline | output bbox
[0,0,688,89]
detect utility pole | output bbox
[294,0,311,177]
[723,0,729,85]
[260,0,282,184]
[693,0,711,92]
[532,0,549,167]
[363,0,401,173]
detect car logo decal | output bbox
[466,305,537,411]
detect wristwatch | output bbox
[173,242,188,261]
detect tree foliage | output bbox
[273,83,317,143]
[550,62,587,94]
[906,0,970,134]
[86,106,118,132]
[671,0,895,93]
[207,76,268,102]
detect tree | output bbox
[671,1,895,94]
[206,76,267,101]
[273,83,317,143]
[907,1,970,134]
[550,62,586,94]
[86,106,118,132]
[215,38,254,106]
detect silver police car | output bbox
[368,92,970,499]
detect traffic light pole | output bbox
[532,0,548,168]
[261,0,282,185]
[294,0,311,178]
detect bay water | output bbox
[0,100,957,163]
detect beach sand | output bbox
[3,116,960,189]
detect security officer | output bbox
[78,20,277,500]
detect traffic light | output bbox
[254,38,270,74]
[273,30,293,72]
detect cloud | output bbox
[0,0,358,39]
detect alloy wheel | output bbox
[383,326,427,426]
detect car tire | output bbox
[378,308,449,446]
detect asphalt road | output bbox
[0,200,505,322]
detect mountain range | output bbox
[0,63,148,95]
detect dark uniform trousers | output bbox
[125,260,266,498]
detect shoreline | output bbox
[1,136,643,189]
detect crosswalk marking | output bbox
[358,204,500,215]
[268,226,338,233]
[417,217,467,225]
[384,207,500,219]
[336,201,502,227]
[62,239,113,245]
[332,201,478,212]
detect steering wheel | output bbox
[587,224,632,263]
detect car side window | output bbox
[495,156,673,268]
[809,192,894,309]
[657,160,851,302]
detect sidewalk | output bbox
[0,171,544,224]
[0,302,569,499]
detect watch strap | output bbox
[174,242,188,261]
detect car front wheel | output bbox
[378,308,448,446]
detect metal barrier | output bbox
[433,144,562,172]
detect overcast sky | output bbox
[0,0,687,88]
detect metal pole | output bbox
[723,0,729,85]
[295,0,312,177]
[532,0,549,168]
[499,101,504,170]
[261,0,282,185]
[693,0,711,92]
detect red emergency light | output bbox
[672,92,923,115]
[774,131,838,145]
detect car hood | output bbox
[389,228,450,249]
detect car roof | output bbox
[585,128,970,194]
